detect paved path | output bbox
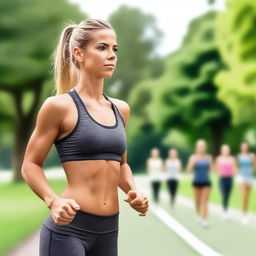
[5,174,256,256]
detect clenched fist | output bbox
[48,196,80,225]
[124,190,149,216]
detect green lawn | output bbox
[0,178,67,255]
[1,172,255,255]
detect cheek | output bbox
[84,54,103,69]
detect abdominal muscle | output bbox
[59,159,120,216]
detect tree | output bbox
[215,0,256,126]
[107,5,164,100]
[0,0,86,182]
[130,11,232,156]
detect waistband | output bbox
[43,209,119,234]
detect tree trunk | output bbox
[12,82,43,183]
[210,124,224,157]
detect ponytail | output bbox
[52,23,78,95]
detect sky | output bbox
[69,0,226,56]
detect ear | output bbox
[73,47,84,63]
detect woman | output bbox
[237,141,255,224]
[146,147,164,204]
[21,19,148,256]
[186,139,213,228]
[163,148,182,207]
[215,144,236,220]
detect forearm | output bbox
[21,162,59,208]
[118,163,137,194]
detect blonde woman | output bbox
[237,141,256,224]
[163,148,182,207]
[146,147,164,204]
[21,19,148,256]
[186,139,213,228]
[215,144,237,220]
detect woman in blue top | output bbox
[187,139,213,228]
[237,141,255,224]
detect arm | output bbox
[116,100,148,216]
[212,156,218,174]
[118,150,137,194]
[232,156,238,175]
[21,97,80,225]
[186,155,195,174]
[208,155,214,173]
[161,159,166,172]
[251,153,256,174]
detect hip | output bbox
[42,208,119,238]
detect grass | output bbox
[0,178,67,256]
[1,172,256,255]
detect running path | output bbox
[6,229,40,256]
[6,178,198,256]
[135,175,256,256]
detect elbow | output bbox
[21,162,33,181]
[21,163,28,181]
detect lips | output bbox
[104,64,114,66]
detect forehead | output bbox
[90,29,117,45]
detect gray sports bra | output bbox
[54,87,127,163]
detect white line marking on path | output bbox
[151,205,222,256]
[139,186,222,256]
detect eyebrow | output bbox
[98,42,118,47]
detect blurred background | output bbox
[1,0,256,255]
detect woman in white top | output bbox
[164,148,182,207]
[146,147,164,203]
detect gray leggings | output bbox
[39,209,119,256]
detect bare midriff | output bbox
[60,159,120,216]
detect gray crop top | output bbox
[54,87,127,163]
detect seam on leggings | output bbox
[49,228,52,256]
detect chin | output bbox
[101,72,114,78]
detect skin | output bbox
[214,145,237,177]
[214,145,237,211]
[238,142,256,214]
[146,148,164,174]
[163,149,182,174]
[21,28,148,226]
[186,140,213,220]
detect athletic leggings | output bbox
[39,209,119,256]
[151,180,161,203]
[166,179,179,205]
[219,176,233,211]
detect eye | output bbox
[97,46,105,50]
[114,48,118,52]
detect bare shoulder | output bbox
[108,96,130,126]
[189,154,196,161]
[37,93,71,126]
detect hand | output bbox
[124,190,149,216]
[49,196,80,225]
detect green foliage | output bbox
[108,5,164,99]
[215,0,256,126]
[0,0,85,88]
[130,11,232,154]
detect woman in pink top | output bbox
[215,144,237,219]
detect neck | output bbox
[75,71,105,102]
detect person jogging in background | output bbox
[146,147,164,204]
[186,139,213,228]
[237,141,256,224]
[215,144,237,220]
[21,18,148,256]
[163,148,182,207]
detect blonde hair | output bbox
[51,18,114,95]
